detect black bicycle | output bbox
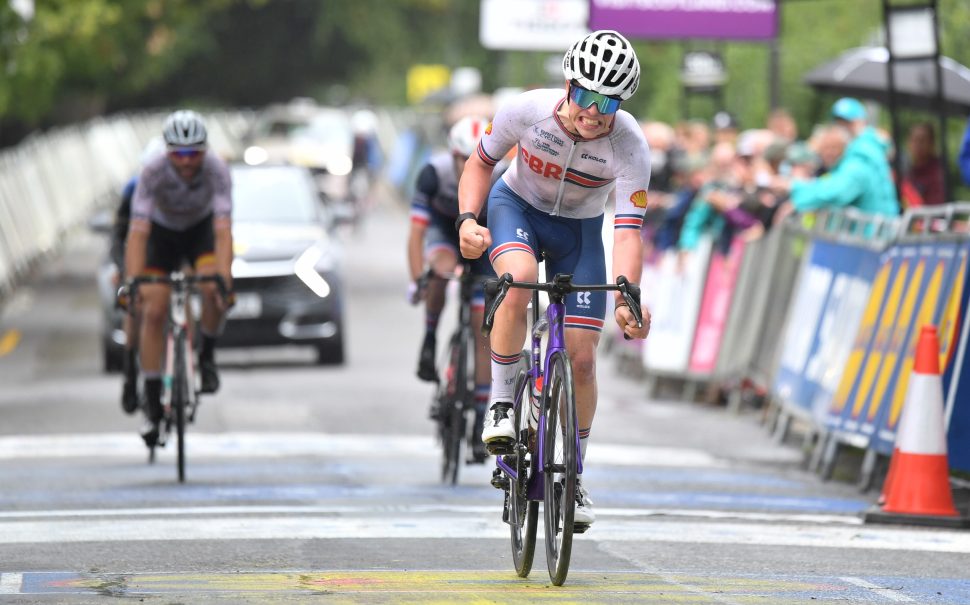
[125,272,228,482]
[483,272,641,586]
[426,261,490,485]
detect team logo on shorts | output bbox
[630,190,648,209]
[485,122,492,135]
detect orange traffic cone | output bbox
[865,325,968,528]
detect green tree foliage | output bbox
[2,0,970,152]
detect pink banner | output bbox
[689,238,746,373]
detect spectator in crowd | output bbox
[904,122,946,206]
[776,98,898,217]
[960,117,970,186]
[642,120,677,196]
[810,123,851,176]
[767,108,798,144]
[677,142,739,254]
[653,152,708,252]
[712,111,739,145]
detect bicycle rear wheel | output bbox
[508,354,538,577]
[542,350,576,586]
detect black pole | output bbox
[929,0,951,203]
[883,0,904,203]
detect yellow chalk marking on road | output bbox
[0,330,21,357]
[49,571,848,603]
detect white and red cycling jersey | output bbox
[477,88,651,231]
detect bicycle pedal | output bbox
[484,438,515,456]
[573,522,591,534]
[490,468,509,491]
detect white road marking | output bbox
[840,576,915,602]
[0,504,863,525]
[0,432,724,467]
[0,573,23,594]
[1,514,968,553]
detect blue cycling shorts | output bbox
[486,181,607,332]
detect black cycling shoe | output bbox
[140,420,160,448]
[469,408,489,463]
[416,334,437,382]
[200,356,220,394]
[121,375,138,415]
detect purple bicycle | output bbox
[482,272,642,586]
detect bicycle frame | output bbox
[490,273,642,500]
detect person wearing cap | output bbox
[778,97,898,217]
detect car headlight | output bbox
[294,246,332,298]
[244,146,269,166]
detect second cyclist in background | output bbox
[121,110,234,446]
[407,116,505,458]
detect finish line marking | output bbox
[0,570,938,602]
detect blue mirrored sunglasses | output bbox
[168,148,203,159]
[569,85,621,115]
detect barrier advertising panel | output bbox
[945,241,970,473]
[773,239,873,416]
[867,242,960,454]
[642,237,712,374]
[689,238,745,374]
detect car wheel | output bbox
[315,338,345,366]
[103,340,124,374]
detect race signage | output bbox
[589,0,778,41]
[480,0,589,51]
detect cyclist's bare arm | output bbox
[611,229,649,339]
[407,221,427,283]
[457,153,495,259]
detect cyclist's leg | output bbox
[470,256,495,460]
[189,215,222,394]
[418,216,459,382]
[482,187,539,447]
[138,224,177,444]
[541,213,606,525]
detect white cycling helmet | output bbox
[448,116,489,157]
[162,110,207,147]
[562,30,640,101]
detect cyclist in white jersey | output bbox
[122,110,234,446]
[456,30,652,527]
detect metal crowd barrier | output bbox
[630,200,970,489]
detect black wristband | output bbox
[454,212,478,232]
[615,301,630,311]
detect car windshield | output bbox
[231,166,319,224]
[292,110,353,150]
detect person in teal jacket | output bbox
[787,98,899,217]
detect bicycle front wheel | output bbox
[174,334,189,483]
[542,350,577,586]
[509,353,538,577]
[439,333,464,485]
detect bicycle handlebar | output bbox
[118,273,232,312]
[482,273,643,338]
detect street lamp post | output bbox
[882,0,949,204]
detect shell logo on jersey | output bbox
[485,122,492,136]
[630,190,648,208]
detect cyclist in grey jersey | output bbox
[123,110,234,447]
[457,30,652,528]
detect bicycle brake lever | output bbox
[482,273,512,337]
[617,277,643,340]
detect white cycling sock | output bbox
[489,350,521,405]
